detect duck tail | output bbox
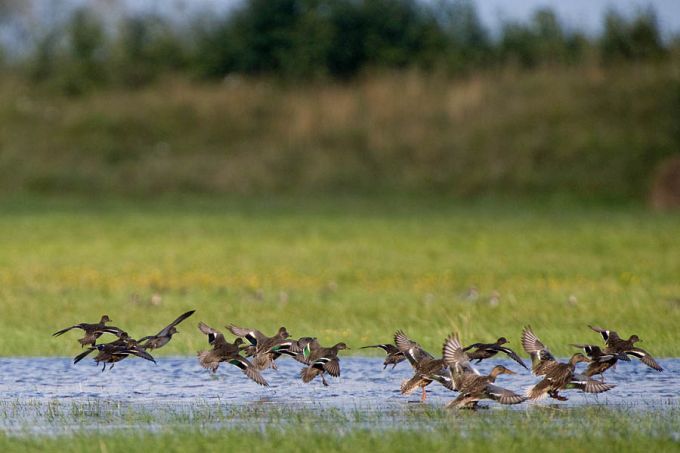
[526,379,550,400]
[400,376,422,395]
[197,351,219,373]
[252,354,271,370]
[300,366,320,383]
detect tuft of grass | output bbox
[0,196,678,357]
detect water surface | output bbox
[1,356,677,436]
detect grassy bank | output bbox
[0,196,678,357]
[1,57,679,199]
[1,402,678,452]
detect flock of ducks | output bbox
[53,312,663,409]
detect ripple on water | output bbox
[0,357,678,435]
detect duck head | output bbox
[569,353,591,365]
[489,365,515,379]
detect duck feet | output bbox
[321,375,329,387]
[548,391,568,401]
[420,387,427,403]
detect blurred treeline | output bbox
[0,0,678,201]
[1,0,672,90]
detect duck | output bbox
[299,339,349,386]
[360,343,406,369]
[395,330,454,402]
[570,343,630,381]
[443,333,526,408]
[227,324,293,370]
[138,310,196,350]
[589,325,663,371]
[462,337,528,370]
[73,332,156,372]
[197,322,268,386]
[52,315,122,347]
[522,326,615,401]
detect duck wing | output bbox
[227,325,266,346]
[496,346,529,370]
[588,325,620,344]
[198,322,227,347]
[228,356,269,386]
[361,344,400,354]
[485,384,527,405]
[442,334,480,389]
[126,347,157,364]
[568,374,616,393]
[627,347,663,371]
[320,357,341,377]
[153,310,196,337]
[395,330,435,367]
[521,326,556,373]
[53,324,86,336]
[73,347,96,364]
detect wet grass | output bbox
[0,400,678,452]
[0,195,679,357]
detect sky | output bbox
[2,0,679,55]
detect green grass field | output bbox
[1,196,678,357]
[1,403,678,452]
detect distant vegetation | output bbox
[0,0,672,89]
[0,0,677,200]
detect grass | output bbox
[1,56,679,199]
[0,401,678,452]
[0,195,678,357]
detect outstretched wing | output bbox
[462,343,483,352]
[53,324,85,337]
[126,347,157,364]
[198,322,226,346]
[73,347,96,364]
[322,358,341,377]
[485,384,527,405]
[227,325,265,346]
[497,346,529,370]
[588,325,620,344]
[568,374,616,394]
[394,330,433,367]
[521,326,555,362]
[627,347,663,371]
[442,334,479,379]
[155,310,196,337]
[228,356,269,386]
[361,344,399,354]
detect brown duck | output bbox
[463,337,528,370]
[53,315,122,347]
[197,322,268,386]
[443,333,526,408]
[299,339,349,386]
[571,343,630,381]
[360,343,406,369]
[138,310,195,350]
[227,324,292,370]
[522,326,615,401]
[589,325,663,371]
[395,330,454,402]
[73,332,156,372]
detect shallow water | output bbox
[1,356,678,435]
